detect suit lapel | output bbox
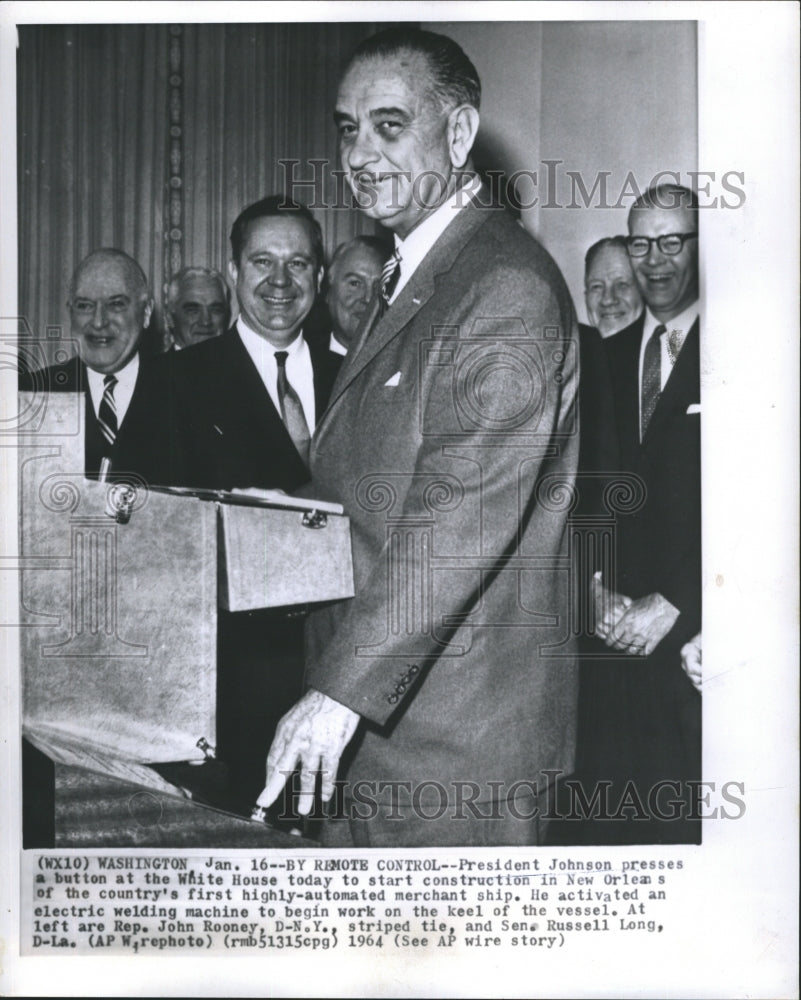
[309,335,340,418]
[606,316,643,465]
[222,327,286,445]
[316,194,494,441]
[81,363,106,475]
[71,356,87,391]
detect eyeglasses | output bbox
[626,233,698,257]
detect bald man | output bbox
[18,247,157,477]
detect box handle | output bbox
[302,510,328,529]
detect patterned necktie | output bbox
[640,324,665,439]
[380,249,402,306]
[97,373,118,449]
[274,351,311,467]
[667,328,684,366]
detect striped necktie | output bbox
[381,249,402,306]
[274,351,311,467]
[640,324,665,439]
[97,373,118,448]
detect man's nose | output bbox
[644,239,664,266]
[91,302,107,328]
[197,306,212,327]
[600,283,618,305]
[345,130,380,171]
[268,263,290,286]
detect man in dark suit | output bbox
[18,248,155,477]
[131,197,340,817]
[324,236,386,357]
[581,183,701,844]
[583,235,643,339]
[147,197,339,493]
[260,28,579,847]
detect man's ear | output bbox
[447,104,480,170]
[228,258,239,290]
[143,297,155,329]
[316,265,324,295]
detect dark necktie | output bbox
[97,373,118,449]
[640,324,665,439]
[274,351,311,467]
[380,249,402,306]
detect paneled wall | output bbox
[433,20,697,318]
[18,20,697,354]
[17,22,380,356]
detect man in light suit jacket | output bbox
[260,28,580,847]
[582,183,701,844]
[18,248,156,478]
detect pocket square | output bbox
[686,403,701,414]
[384,371,402,387]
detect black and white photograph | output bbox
[1,2,797,997]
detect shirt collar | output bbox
[392,173,481,289]
[85,351,139,392]
[329,332,348,356]
[236,315,305,358]
[643,302,699,345]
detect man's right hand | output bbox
[592,572,632,643]
[257,689,360,816]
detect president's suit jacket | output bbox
[304,196,580,830]
[126,326,341,492]
[18,353,158,477]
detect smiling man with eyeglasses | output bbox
[579,183,702,845]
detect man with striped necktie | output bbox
[18,247,156,478]
[578,183,702,845]
[261,27,580,847]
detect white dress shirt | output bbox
[638,302,699,435]
[86,352,139,427]
[236,317,316,433]
[329,332,348,356]
[389,174,482,303]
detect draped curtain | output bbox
[18,22,382,360]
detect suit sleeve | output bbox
[306,256,580,725]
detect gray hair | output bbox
[348,27,481,114]
[584,235,630,275]
[166,266,229,312]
